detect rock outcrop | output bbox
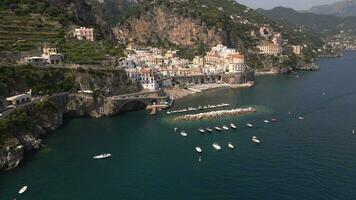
[0,101,63,170]
[114,7,224,48]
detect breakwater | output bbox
[174,107,256,121]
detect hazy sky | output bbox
[236,0,341,10]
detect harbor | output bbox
[1,52,356,200]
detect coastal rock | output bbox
[0,139,24,170]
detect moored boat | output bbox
[222,125,229,130]
[230,123,237,129]
[252,136,261,144]
[174,128,178,132]
[215,127,222,131]
[180,131,188,137]
[271,118,278,122]
[298,116,305,120]
[195,147,202,153]
[198,129,205,133]
[93,153,112,159]
[18,186,28,194]
[206,128,213,132]
[246,123,254,128]
[264,120,270,123]
[228,142,235,149]
[212,143,221,150]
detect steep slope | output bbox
[0,0,135,51]
[307,0,356,17]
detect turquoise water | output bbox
[1,52,356,199]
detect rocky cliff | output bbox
[114,7,224,49]
[0,101,63,170]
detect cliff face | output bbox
[0,101,63,170]
[114,7,224,48]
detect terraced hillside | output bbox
[0,10,64,51]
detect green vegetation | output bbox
[0,0,74,51]
[0,100,58,146]
[257,7,356,37]
[0,65,78,96]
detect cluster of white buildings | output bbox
[122,45,249,91]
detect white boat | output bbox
[206,128,213,132]
[271,118,279,122]
[222,125,229,130]
[198,156,202,162]
[195,147,202,153]
[212,143,221,150]
[198,129,205,133]
[174,128,178,132]
[252,136,261,144]
[230,123,237,129]
[167,111,171,115]
[353,129,355,134]
[298,116,305,120]
[180,131,188,137]
[215,127,222,131]
[228,142,235,149]
[93,153,112,159]
[18,186,28,194]
[264,120,270,123]
[246,123,254,128]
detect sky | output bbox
[236,0,341,10]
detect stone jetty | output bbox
[175,107,256,121]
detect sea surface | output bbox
[1,52,356,200]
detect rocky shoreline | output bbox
[175,107,256,121]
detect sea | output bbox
[1,51,356,200]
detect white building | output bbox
[6,93,32,106]
[42,47,64,65]
[140,68,160,91]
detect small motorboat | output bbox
[271,118,278,122]
[198,156,202,162]
[230,123,237,129]
[167,111,171,115]
[198,129,205,133]
[93,154,112,159]
[212,143,221,150]
[222,125,229,130]
[215,127,222,131]
[228,142,235,149]
[195,147,202,153]
[264,120,270,123]
[206,128,213,132]
[18,186,28,194]
[252,136,261,144]
[298,116,305,120]
[180,131,188,137]
[246,123,254,128]
[322,92,327,95]
[353,129,355,134]
[174,128,178,132]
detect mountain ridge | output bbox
[307,0,356,17]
